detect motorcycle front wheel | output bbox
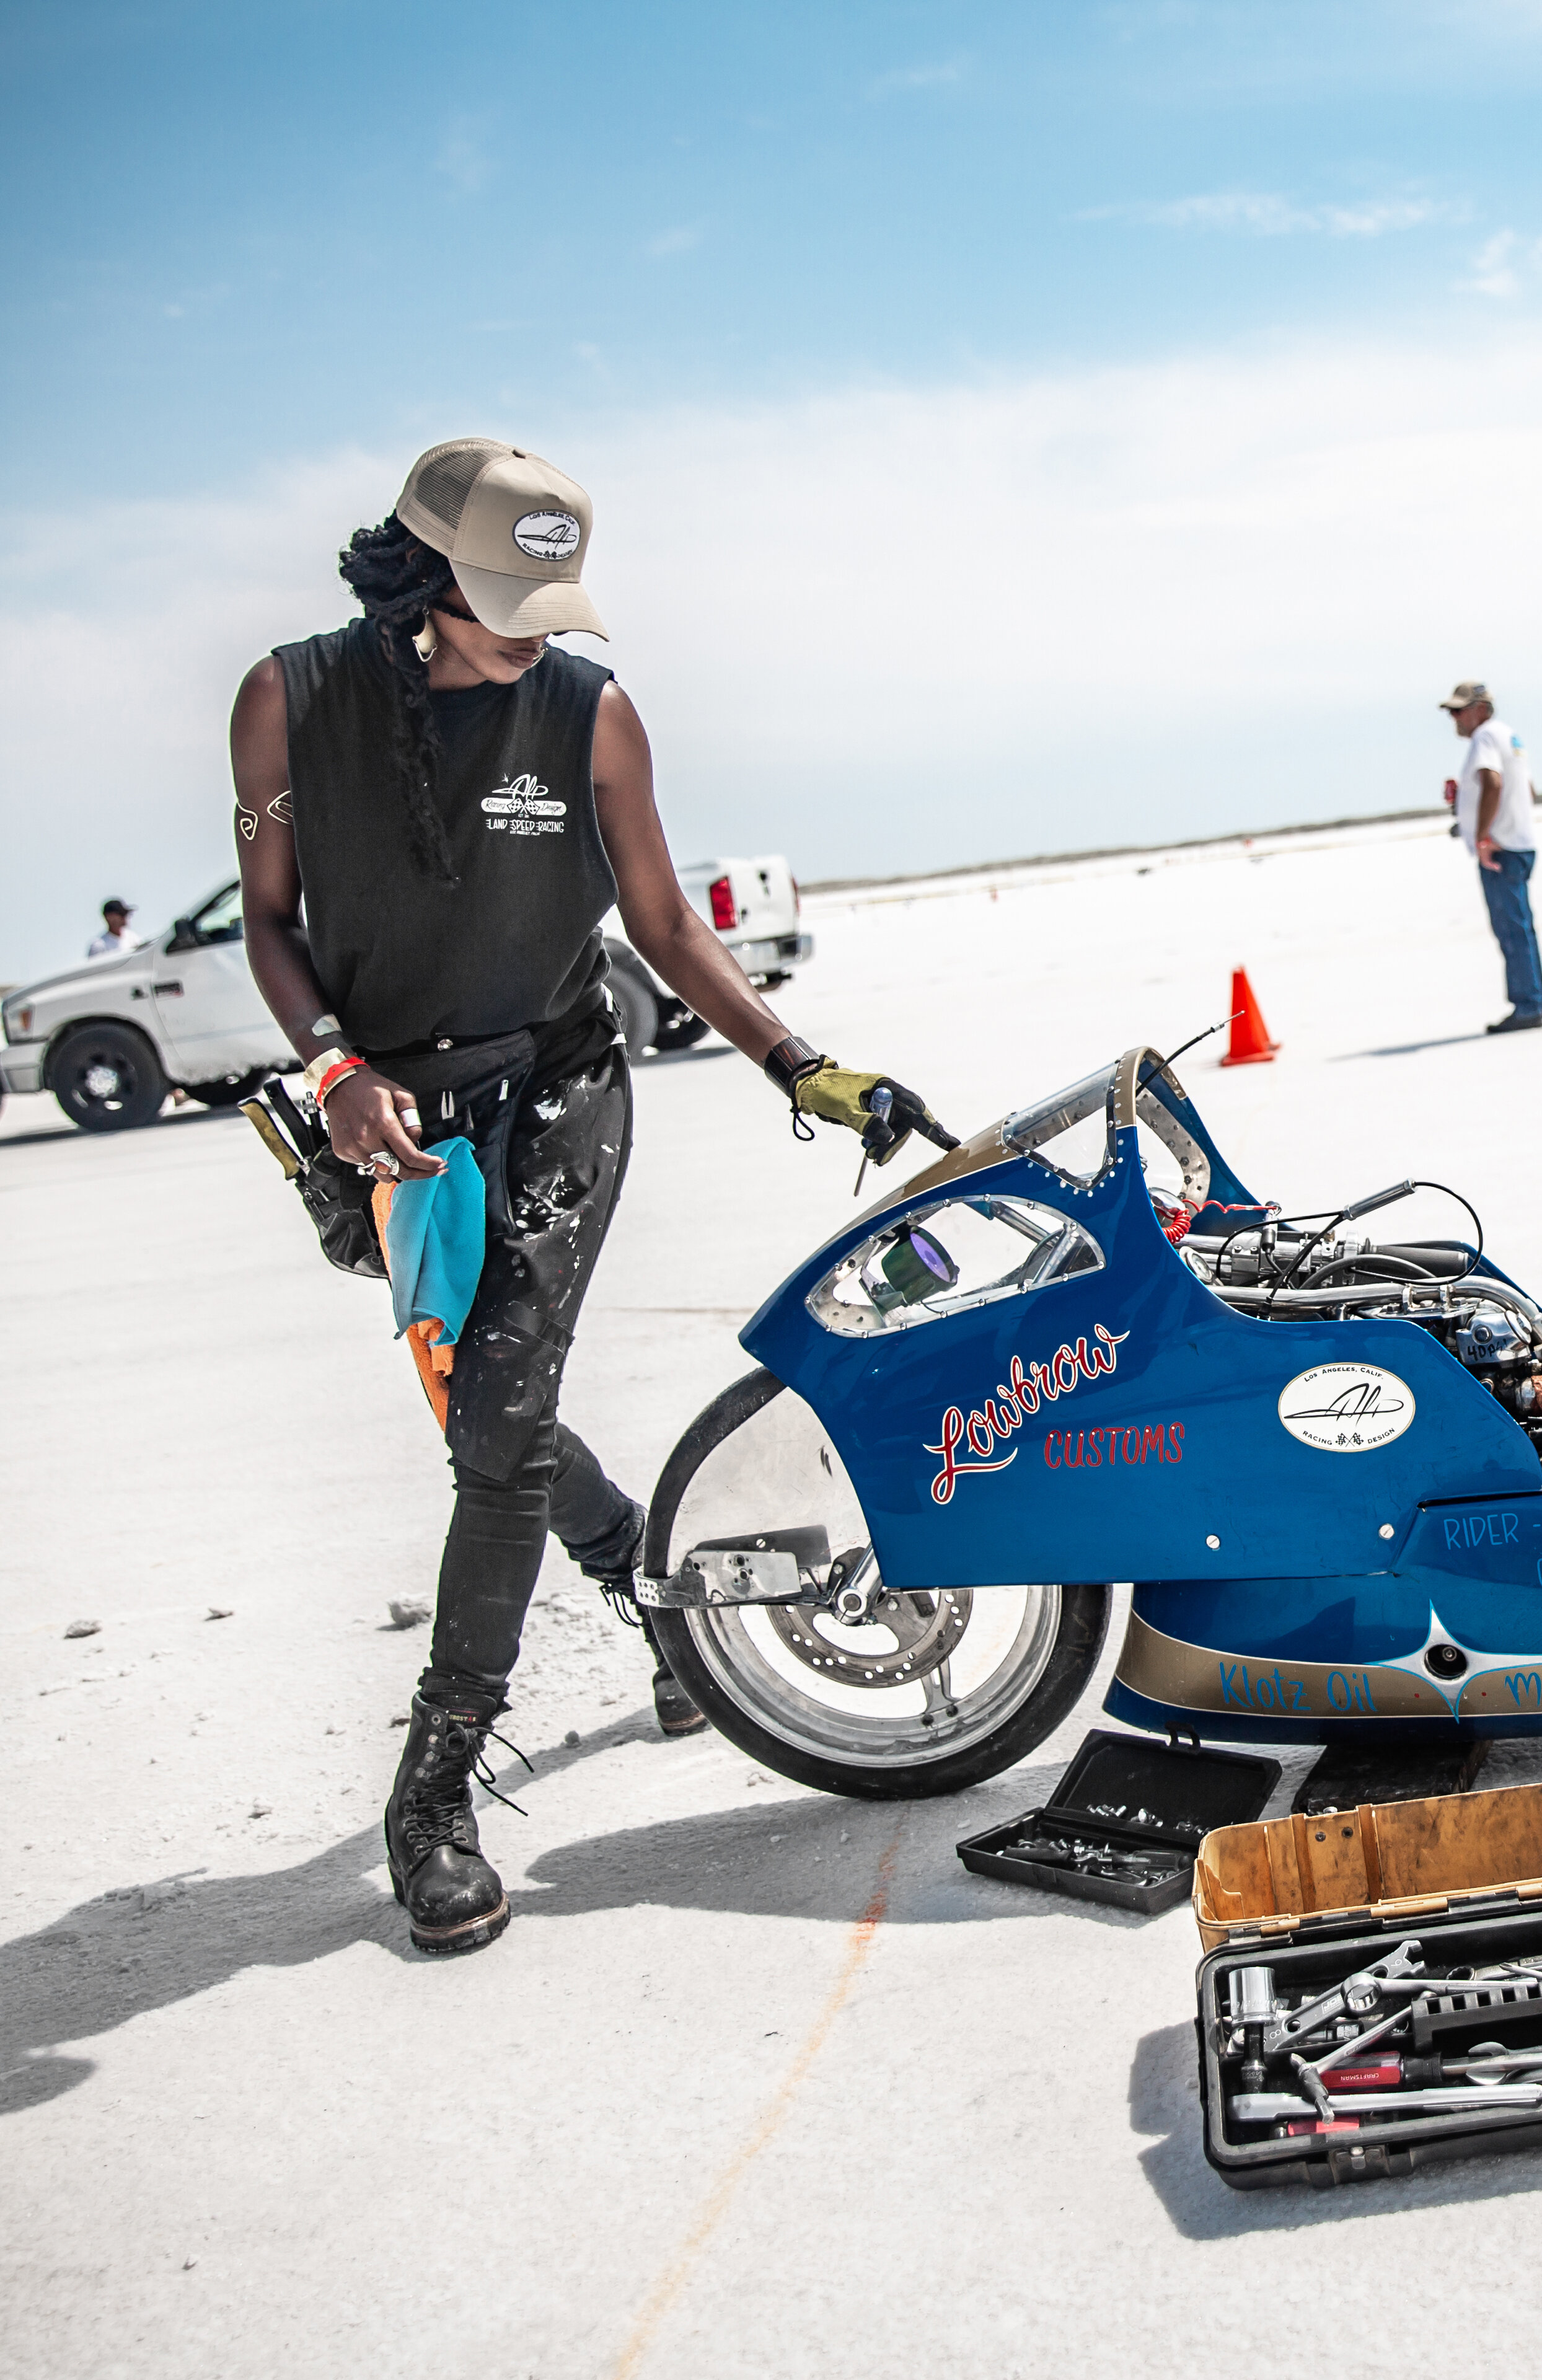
[643,1370,1111,1800]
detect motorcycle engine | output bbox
[1182,1227,1542,1443]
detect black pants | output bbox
[423,1421,643,1698]
[379,1008,635,1705]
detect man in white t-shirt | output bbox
[86,899,142,961]
[1440,681,1541,1033]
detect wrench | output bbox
[1290,2000,1411,2105]
[1260,1939,1425,2058]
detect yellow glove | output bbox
[793,1060,959,1167]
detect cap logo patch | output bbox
[513,510,581,562]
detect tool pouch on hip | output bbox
[295,1145,387,1278]
[240,1077,387,1280]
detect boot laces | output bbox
[405,1717,534,1852]
[467,1721,534,1817]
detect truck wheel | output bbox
[643,1370,1112,1800]
[50,1023,168,1133]
[607,960,659,1060]
[185,1069,268,1109]
[651,1008,713,1055]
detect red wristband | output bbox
[316,1056,368,1106]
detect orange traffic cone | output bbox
[1218,968,1279,1067]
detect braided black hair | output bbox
[338,513,459,883]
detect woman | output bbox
[231,435,954,1956]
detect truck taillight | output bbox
[791,876,801,912]
[708,875,738,931]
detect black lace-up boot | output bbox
[384,1693,513,1955]
[639,1610,709,1739]
[584,1501,708,1740]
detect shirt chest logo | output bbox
[481,772,567,836]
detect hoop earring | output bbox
[412,617,438,663]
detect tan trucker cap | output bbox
[395,438,607,640]
[1440,679,1491,712]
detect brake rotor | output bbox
[766,1584,972,1687]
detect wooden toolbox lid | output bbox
[1193,1777,1542,1951]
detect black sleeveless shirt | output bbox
[275,620,617,1051]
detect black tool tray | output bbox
[956,1729,1281,1914]
[1199,1897,1542,2190]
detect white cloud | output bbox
[6,331,1542,977]
[1460,227,1542,296]
[1467,231,1520,296]
[867,57,967,97]
[1316,199,1455,236]
[1084,191,1457,237]
[437,120,496,195]
[645,225,703,258]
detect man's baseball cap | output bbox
[395,438,607,640]
[103,899,133,915]
[1440,680,1491,711]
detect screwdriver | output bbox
[1328,2047,1542,2091]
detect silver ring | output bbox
[366,1149,400,1176]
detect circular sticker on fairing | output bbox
[513,510,581,561]
[1277,1362,1416,1453]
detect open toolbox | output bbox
[956,1729,1280,1914]
[1194,1780,1542,2188]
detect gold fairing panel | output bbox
[1115,1609,1542,1726]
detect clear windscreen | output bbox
[1000,1066,1116,1184]
[808,1194,1106,1338]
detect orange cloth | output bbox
[372,1181,454,1435]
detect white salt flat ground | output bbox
[3,811,1541,2379]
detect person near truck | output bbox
[1440,680,1542,1033]
[230,436,955,1957]
[87,899,141,959]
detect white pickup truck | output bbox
[604,853,811,1058]
[0,856,813,1131]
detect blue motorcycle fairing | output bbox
[741,1123,1538,1598]
[1111,1495,1542,1739]
[1132,1499,1542,1656]
[1130,1064,1267,1229]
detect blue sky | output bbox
[6,0,1542,489]
[5,1,1542,973]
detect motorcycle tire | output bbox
[643,1368,1112,1800]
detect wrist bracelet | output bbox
[763,1035,825,1098]
[302,1047,365,1106]
[764,1036,827,1145]
[316,1057,368,1107]
[302,1044,355,1096]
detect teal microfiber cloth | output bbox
[384,1136,486,1347]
